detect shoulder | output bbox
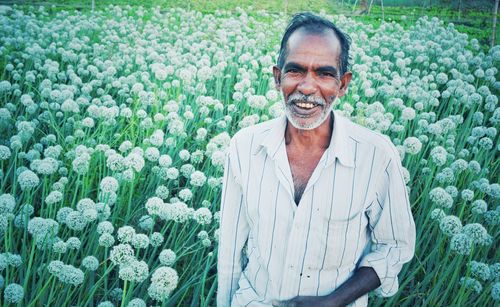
[340,115,400,162]
[229,117,279,149]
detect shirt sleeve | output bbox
[359,152,416,297]
[217,140,250,306]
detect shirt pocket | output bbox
[319,210,363,270]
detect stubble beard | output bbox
[284,93,337,130]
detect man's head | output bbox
[273,12,352,130]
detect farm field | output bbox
[0,2,498,306]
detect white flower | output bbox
[403,137,422,155]
[148,266,179,301]
[159,249,176,266]
[193,207,212,225]
[100,176,119,193]
[190,171,207,187]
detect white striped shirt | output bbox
[217,110,416,307]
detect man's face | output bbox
[273,29,352,130]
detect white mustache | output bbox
[287,93,326,106]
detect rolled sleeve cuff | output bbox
[359,257,400,297]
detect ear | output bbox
[272,66,282,90]
[338,71,352,98]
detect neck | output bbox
[285,112,333,150]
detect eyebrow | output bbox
[283,62,339,78]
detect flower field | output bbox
[0,4,498,306]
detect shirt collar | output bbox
[254,110,356,168]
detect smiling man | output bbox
[217,12,416,307]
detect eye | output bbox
[319,71,335,77]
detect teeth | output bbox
[296,102,315,109]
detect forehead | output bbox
[285,28,341,67]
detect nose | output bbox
[297,72,317,96]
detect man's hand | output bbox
[271,295,339,307]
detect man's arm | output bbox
[273,267,380,307]
[217,143,250,306]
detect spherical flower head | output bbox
[100,176,119,194]
[59,264,85,286]
[210,151,226,168]
[150,232,164,247]
[401,107,416,121]
[97,221,114,235]
[127,298,147,307]
[4,253,22,267]
[492,282,500,301]
[443,185,458,198]
[429,187,453,208]
[178,188,193,202]
[81,208,98,223]
[124,152,145,172]
[149,129,165,147]
[450,233,472,255]
[429,146,448,166]
[488,183,500,198]
[180,164,195,178]
[145,147,160,162]
[468,261,491,281]
[430,208,445,221]
[18,170,40,191]
[178,150,190,162]
[0,193,16,215]
[190,150,204,164]
[148,266,179,302]
[52,240,68,253]
[0,145,11,160]
[201,238,212,247]
[138,215,154,231]
[190,171,207,187]
[27,217,59,243]
[460,189,474,201]
[119,259,149,283]
[158,155,172,168]
[450,159,468,173]
[471,199,488,215]
[131,233,150,249]
[76,198,96,212]
[66,237,82,250]
[4,283,24,303]
[403,137,422,155]
[117,226,136,243]
[459,277,482,294]
[145,197,165,216]
[439,215,462,236]
[208,177,222,188]
[462,223,491,245]
[159,249,176,266]
[99,233,115,248]
[82,255,99,271]
[431,208,446,222]
[197,230,209,241]
[110,244,134,266]
[468,160,481,174]
[166,167,179,180]
[65,211,88,231]
[98,301,114,307]
[155,185,170,200]
[45,190,63,205]
[193,207,212,225]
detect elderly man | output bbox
[217,12,415,307]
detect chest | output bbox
[286,146,326,203]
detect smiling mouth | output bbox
[292,100,324,110]
[294,101,319,109]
